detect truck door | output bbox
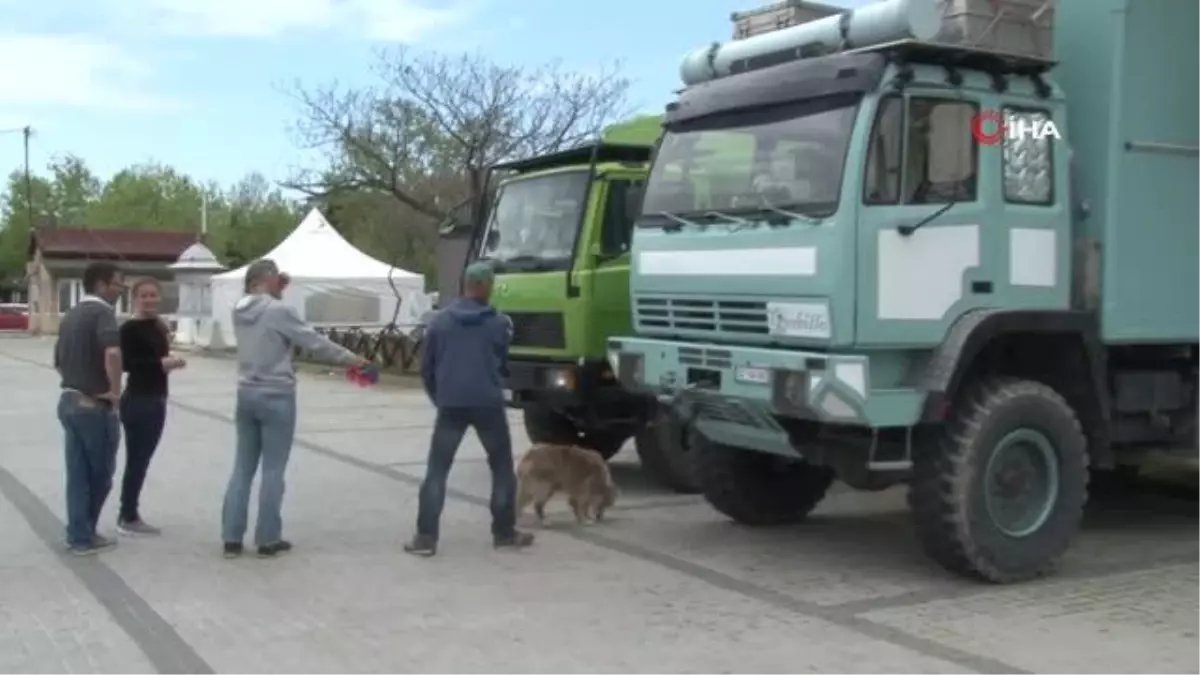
[854,92,1002,346]
[586,175,644,359]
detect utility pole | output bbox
[22,126,32,235]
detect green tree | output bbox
[85,163,204,231]
[205,172,304,269]
[0,157,310,285]
[0,169,52,283]
[48,155,101,226]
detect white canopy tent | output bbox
[208,208,426,348]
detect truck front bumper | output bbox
[503,357,647,413]
[606,337,927,440]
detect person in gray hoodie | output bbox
[404,261,534,556]
[221,259,367,559]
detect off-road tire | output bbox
[695,433,835,526]
[909,377,1089,584]
[522,407,576,445]
[635,409,702,494]
[522,408,626,460]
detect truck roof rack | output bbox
[856,38,1055,77]
[492,142,653,174]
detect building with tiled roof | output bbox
[25,227,199,334]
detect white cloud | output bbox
[0,34,177,113]
[127,0,469,41]
[0,0,471,119]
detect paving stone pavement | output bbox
[0,335,1196,674]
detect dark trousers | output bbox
[118,394,167,523]
[57,391,120,547]
[416,406,516,541]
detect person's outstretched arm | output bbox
[269,304,363,367]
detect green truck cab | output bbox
[609,0,1198,582]
[464,118,700,492]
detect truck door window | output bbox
[903,98,979,204]
[864,96,903,204]
[1001,107,1055,205]
[600,178,645,256]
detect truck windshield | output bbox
[641,98,859,222]
[478,170,589,271]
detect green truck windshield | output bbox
[479,170,589,271]
[641,100,859,221]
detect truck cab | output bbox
[611,0,1198,582]
[459,128,701,491]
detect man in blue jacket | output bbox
[405,261,533,556]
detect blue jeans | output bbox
[221,389,296,547]
[57,391,121,547]
[416,406,516,541]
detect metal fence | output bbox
[305,325,427,374]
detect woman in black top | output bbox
[118,278,186,535]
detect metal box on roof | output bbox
[931,0,1054,60]
[730,0,845,39]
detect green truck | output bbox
[462,117,701,492]
[608,0,1198,582]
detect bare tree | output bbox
[283,48,632,222]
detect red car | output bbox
[0,303,29,331]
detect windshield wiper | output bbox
[704,210,751,227]
[757,196,824,226]
[657,211,700,233]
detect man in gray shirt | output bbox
[54,261,126,555]
[221,259,367,558]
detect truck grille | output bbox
[635,296,768,336]
[507,311,566,349]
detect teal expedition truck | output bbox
[608,0,1198,582]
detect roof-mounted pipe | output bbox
[680,0,940,87]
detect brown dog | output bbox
[516,444,618,525]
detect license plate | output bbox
[734,365,771,385]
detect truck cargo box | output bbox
[933,0,1053,60]
[1055,0,1198,343]
[730,0,843,39]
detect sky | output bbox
[0,0,870,192]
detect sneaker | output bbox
[68,543,100,556]
[257,541,293,558]
[91,534,118,551]
[403,535,437,557]
[68,534,118,555]
[117,519,162,536]
[493,530,535,550]
[223,542,244,559]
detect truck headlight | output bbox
[545,368,576,390]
